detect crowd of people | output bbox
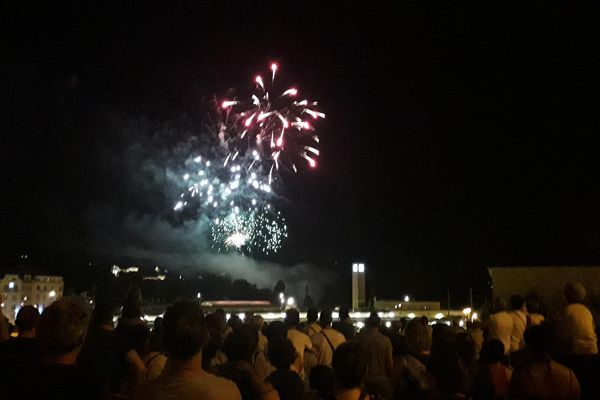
[1,281,600,400]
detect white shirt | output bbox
[287,328,312,364]
[488,311,513,354]
[307,322,322,337]
[558,303,598,355]
[311,327,346,366]
[510,310,527,352]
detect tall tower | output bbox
[352,262,366,310]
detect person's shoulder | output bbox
[174,371,242,400]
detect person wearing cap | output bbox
[556,282,598,355]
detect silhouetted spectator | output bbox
[526,297,545,326]
[220,324,278,400]
[307,308,322,337]
[509,295,527,354]
[307,365,336,400]
[556,282,598,355]
[359,312,394,399]
[511,325,580,399]
[137,300,241,400]
[266,337,305,400]
[332,308,356,340]
[0,305,41,395]
[28,298,91,400]
[473,339,512,400]
[487,298,513,356]
[332,341,369,400]
[311,309,346,367]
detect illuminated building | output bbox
[352,262,366,310]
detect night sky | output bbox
[2,2,599,305]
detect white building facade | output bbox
[1,273,64,322]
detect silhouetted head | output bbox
[366,312,380,328]
[564,282,586,304]
[38,298,89,358]
[268,338,297,370]
[16,305,39,334]
[332,342,366,390]
[285,308,300,327]
[510,295,525,311]
[320,309,333,327]
[163,299,207,360]
[223,324,258,362]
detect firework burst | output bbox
[172,63,323,255]
[220,63,325,180]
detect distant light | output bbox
[287,297,295,306]
[462,307,472,316]
[385,321,392,328]
[279,292,284,299]
[472,312,479,321]
[155,266,160,272]
[8,282,15,289]
[404,295,410,302]
[356,321,365,329]
[352,263,358,273]
[388,311,394,318]
[377,312,384,318]
[435,313,445,319]
[239,313,246,321]
[358,263,365,273]
[197,292,201,299]
[459,320,464,327]
[49,290,56,298]
[407,313,416,319]
[226,313,231,321]
[23,296,28,301]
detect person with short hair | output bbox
[510,325,580,399]
[472,339,513,400]
[487,298,513,356]
[266,338,305,400]
[25,298,91,399]
[137,300,241,400]
[311,309,346,367]
[307,308,322,337]
[220,324,279,400]
[526,297,545,326]
[332,308,356,340]
[509,295,527,353]
[332,342,369,400]
[308,365,336,400]
[285,308,313,378]
[78,300,148,399]
[358,312,393,399]
[0,305,42,394]
[556,282,598,355]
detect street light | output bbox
[49,290,56,298]
[287,297,295,306]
